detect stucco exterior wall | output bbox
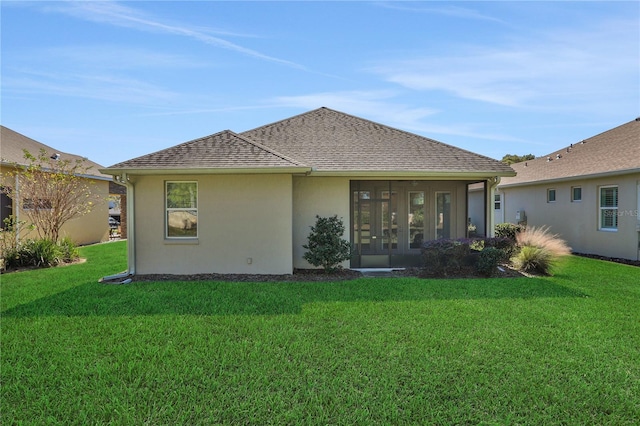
[500,173,640,260]
[292,176,351,269]
[132,174,293,275]
[59,179,110,245]
[0,167,110,245]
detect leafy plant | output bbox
[302,215,352,273]
[476,247,504,277]
[421,239,472,276]
[494,223,524,241]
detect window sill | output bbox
[164,238,199,245]
[598,228,618,233]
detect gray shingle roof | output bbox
[1,125,110,180]
[500,118,640,187]
[103,107,515,177]
[241,107,514,175]
[106,130,309,171]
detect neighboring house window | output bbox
[599,186,618,231]
[571,187,582,202]
[23,198,53,210]
[547,189,556,203]
[166,181,198,238]
[494,193,501,210]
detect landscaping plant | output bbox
[512,225,571,275]
[302,215,352,273]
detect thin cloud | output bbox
[45,1,307,70]
[369,18,638,110]
[377,2,505,24]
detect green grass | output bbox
[2,241,639,425]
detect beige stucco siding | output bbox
[292,176,351,269]
[59,179,110,245]
[133,174,294,274]
[500,173,640,260]
[0,168,110,245]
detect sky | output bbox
[1,1,639,167]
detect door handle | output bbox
[371,236,377,239]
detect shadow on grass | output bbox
[2,277,588,317]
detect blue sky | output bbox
[2,1,638,167]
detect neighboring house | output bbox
[101,107,515,275]
[491,118,639,261]
[0,126,111,245]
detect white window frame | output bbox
[547,188,556,203]
[494,193,502,210]
[165,181,198,239]
[599,185,618,231]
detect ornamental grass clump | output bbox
[512,226,571,275]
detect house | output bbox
[101,107,515,275]
[0,126,111,245]
[490,118,640,261]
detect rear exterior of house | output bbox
[0,126,111,246]
[102,108,515,275]
[496,118,640,261]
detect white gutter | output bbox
[499,167,640,188]
[100,172,135,284]
[487,176,501,237]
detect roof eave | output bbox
[307,170,516,179]
[100,166,313,176]
[499,167,640,188]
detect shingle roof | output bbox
[240,107,514,175]
[106,130,308,171]
[103,107,515,177]
[1,125,110,180]
[500,118,640,187]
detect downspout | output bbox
[100,172,135,283]
[486,176,501,237]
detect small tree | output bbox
[303,215,352,273]
[1,149,103,242]
[501,153,535,165]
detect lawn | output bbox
[2,240,639,425]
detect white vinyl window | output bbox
[166,181,198,238]
[599,186,618,231]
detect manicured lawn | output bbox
[2,240,639,424]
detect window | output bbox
[166,181,198,238]
[408,191,424,248]
[571,187,582,202]
[494,193,502,210]
[547,189,556,203]
[23,198,52,210]
[436,192,451,239]
[599,186,618,231]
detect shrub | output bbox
[512,226,571,275]
[495,223,524,241]
[19,238,61,268]
[421,239,471,276]
[476,247,504,277]
[482,236,517,260]
[58,237,80,263]
[303,215,352,273]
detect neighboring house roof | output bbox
[106,130,309,174]
[1,125,111,180]
[500,118,640,188]
[103,107,514,178]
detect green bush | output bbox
[494,223,524,241]
[421,239,471,277]
[58,237,80,263]
[476,247,504,277]
[20,238,61,268]
[303,215,352,273]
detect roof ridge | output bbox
[227,130,309,167]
